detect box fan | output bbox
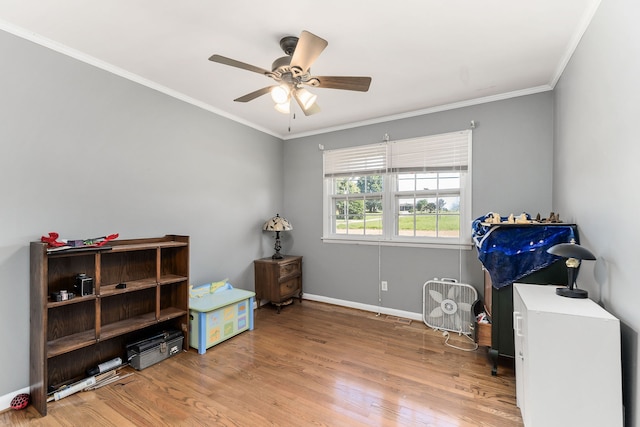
[423,278,477,336]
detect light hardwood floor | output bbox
[2,300,523,426]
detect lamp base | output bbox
[272,253,283,260]
[556,287,588,299]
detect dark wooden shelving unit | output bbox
[30,235,189,416]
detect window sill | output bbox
[321,237,473,250]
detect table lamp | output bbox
[547,239,596,298]
[262,214,293,259]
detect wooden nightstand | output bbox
[253,256,302,313]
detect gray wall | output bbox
[554,0,639,424]
[0,31,282,397]
[284,92,555,314]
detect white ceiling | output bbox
[0,1,600,139]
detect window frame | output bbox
[322,130,472,249]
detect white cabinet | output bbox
[513,283,623,427]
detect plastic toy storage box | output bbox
[189,282,255,354]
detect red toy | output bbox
[10,393,29,410]
[41,232,119,249]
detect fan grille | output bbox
[422,279,478,335]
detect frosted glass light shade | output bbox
[270,84,291,104]
[274,101,290,114]
[294,88,317,110]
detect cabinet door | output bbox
[512,291,525,413]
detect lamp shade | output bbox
[546,240,596,299]
[547,242,596,260]
[262,214,293,232]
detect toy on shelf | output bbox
[41,232,119,253]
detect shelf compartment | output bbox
[47,300,95,344]
[100,312,158,341]
[158,274,188,286]
[100,288,156,326]
[47,254,96,294]
[100,250,156,286]
[47,339,128,390]
[160,281,189,315]
[161,246,189,278]
[99,309,187,341]
[47,330,96,358]
[158,306,188,322]
[100,277,157,297]
[47,294,96,308]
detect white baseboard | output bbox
[0,386,29,412]
[302,293,423,322]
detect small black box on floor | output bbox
[126,330,183,370]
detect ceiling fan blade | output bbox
[234,86,275,103]
[313,76,372,92]
[209,54,270,76]
[290,30,328,75]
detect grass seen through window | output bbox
[336,212,460,237]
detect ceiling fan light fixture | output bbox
[209,30,372,116]
[270,84,291,104]
[294,87,317,110]
[274,100,290,114]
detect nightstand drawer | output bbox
[279,260,300,278]
[280,277,301,297]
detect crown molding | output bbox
[0,20,281,139]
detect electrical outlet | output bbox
[381,281,388,291]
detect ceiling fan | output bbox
[209,30,372,116]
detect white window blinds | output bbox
[389,130,470,173]
[323,130,471,177]
[323,143,387,177]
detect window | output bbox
[323,130,471,247]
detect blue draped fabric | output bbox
[472,213,576,289]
